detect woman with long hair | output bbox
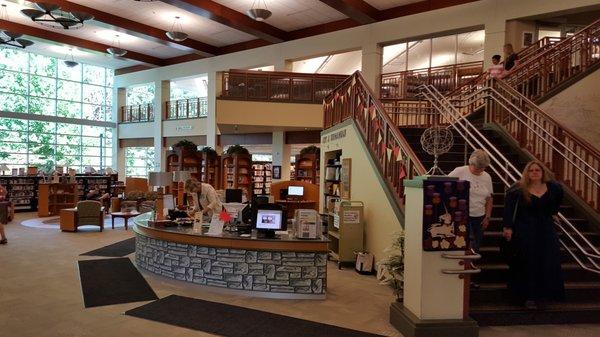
[502,161,565,309]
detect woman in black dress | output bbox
[502,161,565,309]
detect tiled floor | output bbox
[1,212,599,337]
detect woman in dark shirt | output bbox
[503,161,564,309]
[503,43,519,72]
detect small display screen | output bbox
[255,209,283,230]
[288,186,304,196]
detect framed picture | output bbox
[522,31,534,47]
[272,165,281,180]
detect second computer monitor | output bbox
[255,209,284,231]
[225,189,243,203]
[288,186,304,197]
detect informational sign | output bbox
[422,178,470,251]
[341,158,351,200]
[206,213,224,236]
[343,210,360,224]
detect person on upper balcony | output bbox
[500,43,519,78]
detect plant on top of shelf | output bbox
[173,139,198,152]
[225,144,250,156]
[200,146,218,157]
[300,145,320,156]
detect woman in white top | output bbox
[448,149,494,254]
[184,178,222,218]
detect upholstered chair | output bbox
[76,200,104,231]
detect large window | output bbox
[0,48,114,173]
[125,147,155,178]
[126,83,155,106]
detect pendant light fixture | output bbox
[21,2,93,30]
[1,5,34,49]
[166,16,188,42]
[106,34,127,57]
[63,48,78,68]
[247,0,272,22]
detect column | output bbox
[153,80,169,171]
[206,71,218,149]
[272,131,291,182]
[484,20,506,69]
[361,42,383,97]
[115,87,126,179]
[274,59,293,72]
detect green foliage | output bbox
[173,139,198,152]
[300,145,320,155]
[226,144,249,155]
[200,146,218,157]
[377,231,405,301]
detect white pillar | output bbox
[115,87,126,180]
[361,42,383,97]
[484,20,506,69]
[274,59,293,72]
[153,80,169,171]
[206,71,218,149]
[272,131,291,182]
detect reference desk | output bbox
[133,213,328,298]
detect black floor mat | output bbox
[78,257,158,308]
[80,237,136,257]
[126,294,386,337]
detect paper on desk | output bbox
[206,213,224,236]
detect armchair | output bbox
[76,200,104,231]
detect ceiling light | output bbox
[63,48,78,68]
[166,16,188,42]
[0,5,34,49]
[21,2,93,30]
[247,0,272,21]
[107,35,127,57]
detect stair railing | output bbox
[324,71,426,206]
[419,84,600,274]
[502,19,600,102]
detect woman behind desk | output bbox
[184,178,222,218]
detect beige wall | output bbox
[321,121,403,263]
[540,69,600,146]
[216,100,323,128]
[505,19,537,53]
[162,118,209,138]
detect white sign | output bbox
[343,210,360,224]
[206,213,224,236]
[176,125,193,131]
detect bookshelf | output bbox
[294,153,319,185]
[252,162,272,195]
[75,175,116,200]
[38,182,78,217]
[0,176,39,211]
[200,152,221,189]
[167,147,202,198]
[323,150,342,214]
[222,153,253,200]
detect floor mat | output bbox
[78,257,158,308]
[126,294,386,337]
[80,237,136,257]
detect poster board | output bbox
[340,158,351,200]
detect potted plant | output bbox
[300,145,320,157]
[225,144,250,156]
[200,146,218,157]
[377,231,405,302]
[173,139,198,154]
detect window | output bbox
[125,147,155,178]
[0,48,114,173]
[126,83,155,106]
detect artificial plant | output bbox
[200,146,218,157]
[173,139,198,152]
[226,144,250,155]
[300,145,320,156]
[377,231,405,301]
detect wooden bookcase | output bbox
[200,152,221,189]
[0,176,39,212]
[167,147,202,198]
[322,150,342,214]
[75,174,116,200]
[222,153,253,200]
[294,153,319,185]
[252,162,272,195]
[38,182,78,217]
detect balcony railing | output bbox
[221,69,348,104]
[120,104,154,123]
[165,97,208,120]
[380,61,484,100]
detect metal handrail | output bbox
[419,84,600,274]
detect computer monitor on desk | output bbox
[226,189,243,203]
[287,186,304,200]
[252,204,286,238]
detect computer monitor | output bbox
[288,186,304,196]
[226,189,243,203]
[252,203,286,238]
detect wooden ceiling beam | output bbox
[0,19,164,66]
[318,0,379,24]
[378,0,481,21]
[28,0,218,57]
[158,0,288,43]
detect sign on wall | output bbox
[340,158,351,200]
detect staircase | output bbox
[399,125,600,325]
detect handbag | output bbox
[499,196,519,262]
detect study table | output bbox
[133,213,328,298]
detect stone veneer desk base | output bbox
[133,214,328,299]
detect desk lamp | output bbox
[172,171,191,209]
[149,172,173,221]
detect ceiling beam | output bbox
[378,0,481,21]
[318,0,379,24]
[158,0,288,43]
[28,0,218,57]
[0,19,164,66]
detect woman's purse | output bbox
[499,197,519,262]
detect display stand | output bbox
[222,153,253,200]
[327,201,364,269]
[390,176,478,337]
